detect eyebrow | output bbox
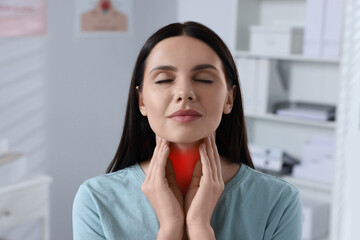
[149,64,218,74]
[149,65,177,74]
[191,64,218,72]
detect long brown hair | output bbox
[107,21,254,173]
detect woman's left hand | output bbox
[184,132,225,238]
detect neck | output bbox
[168,142,202,196]
[170,141,202,153]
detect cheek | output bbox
[206,91,227,115]
[143,91,168,130]
[204,92,228,130]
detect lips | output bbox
[169,109,202,118]
[169,109,202,123]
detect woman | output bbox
[73,21,302,240]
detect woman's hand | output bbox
[141,135,184,240]
[184,132,225,239]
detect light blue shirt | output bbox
[73,163,302,240]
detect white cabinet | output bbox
[0,175,52,240]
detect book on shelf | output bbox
[323,0,344,58]
[236,57,287,115]
[237,57,257,113]
[304,0,326,57]
[304,0,344,58]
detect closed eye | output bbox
[155,79,213,84]
[195,79,213,84]
[155,79,173,84]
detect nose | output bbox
[175,79,196,103]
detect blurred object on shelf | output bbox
[249,144,299,176]
[302,197,330,240]
[304,0,326,57]
[236,57,287,114]
[293,135,335,184]
[0,153,28,187]
[0,139,8,157]
[249,25,304,55]
[323,0,344,58]
[273,101,336,121]
[304,0,344,58]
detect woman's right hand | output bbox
[141,135,184,239]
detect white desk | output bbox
[0,175,52,240]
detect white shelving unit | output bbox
[232,0,344,240]
[177,0,352,238]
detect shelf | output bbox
[234,50,340,64]
[245,112,336,129]
[281,175,332,193]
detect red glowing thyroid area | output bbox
[168,147,200,195]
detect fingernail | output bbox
[208,135,211,141]
[203,143,206,150]
[163,144,168,151]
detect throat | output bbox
[168,146,200,196]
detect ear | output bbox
[137,86,147,116]
[223,85,236,114]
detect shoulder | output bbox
[243,166,302,238]
[74,164,142,205]
[222,165,302,239]
[242,165,299,198]
[224,164,301,213]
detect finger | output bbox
[165,159,178,188]
[155,134,160,145]
[206,134,217,180]
[158,138,169,172]
[211,132,222,181]
[153,138,169,181]
[147,135,162,179]
[199,143,211,179]
[147,141,159,178]
[189,159,202,186]
[186,159,202,213]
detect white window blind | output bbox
[0,37,47,174]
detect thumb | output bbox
[185,159,202,214]
[165,158,177,187]
[188,159,202,189]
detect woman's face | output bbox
[138,36,234,145]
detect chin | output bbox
[163,132,207,144]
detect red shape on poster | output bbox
[101,1,110,11]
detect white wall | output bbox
[177,0,238,50]
[46,1,177,239]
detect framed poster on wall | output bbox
[75,0,133,38]
[0,0,47,37]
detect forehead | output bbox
[145,36,223,71]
